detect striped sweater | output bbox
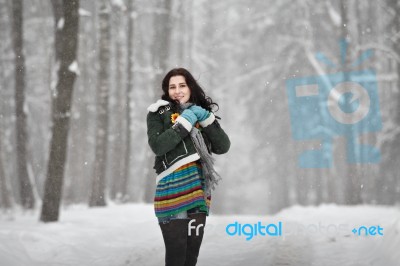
[154,161,211,217]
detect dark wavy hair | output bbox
[161,68,219,112]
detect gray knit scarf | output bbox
[180,103,221,198]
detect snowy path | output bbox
[127,205,399,266]
[0,203,399,266]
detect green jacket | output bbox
[147,99,230,184]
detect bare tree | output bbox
[40,0,79,222]
[391,2,400,139]
[11,0,35,209]
[390,1,400,204]
[107,1,128,201]
[122,0,135,202]
[63,1,95,205]
[50,0,64,61]
[143,0,173,203]
[89,0,111,207]
[152,0,172,89]
[379,0,400,204]
[0,0,13,210]
[0,138,12,209]
[340,0,362,205]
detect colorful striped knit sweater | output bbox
[154,161,211,217]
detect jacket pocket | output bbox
[164,140,188,166]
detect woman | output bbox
[146,68,230,266]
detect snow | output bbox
[68,61,80,75]
[78,8,92,17]
[57,18,64,30]
[0,203,399,266]
[326,2,341,27]
[111,0,126,10]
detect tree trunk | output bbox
[183,0,193,69]
[391,1,400,204]
[89,0,111,207]
[40,0,79,222]
[122,0,135,202]
[63,1,96,205]
[381,0,400,204]
[392,1,400,134]
[50,0,63,61]
[340,0,362,205]
[109,2,127,201]
[151,0,172,90]
[143,0,173,203]
[0,139,12,209]
[0,0,14,210]
[11,0,35,209]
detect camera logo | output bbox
[286,39,382,168]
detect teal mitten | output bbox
[179,109,198,125]
[189,105,210,121]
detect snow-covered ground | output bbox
[0,203,399,266]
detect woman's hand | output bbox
[189,105,210,121]
[179,109,198,126]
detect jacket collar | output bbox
[147,99,170,112]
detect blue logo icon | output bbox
[286,39,382,168]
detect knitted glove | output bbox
[179,109,198,126]
[189,105,210,122]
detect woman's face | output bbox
[168,75,191,104]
